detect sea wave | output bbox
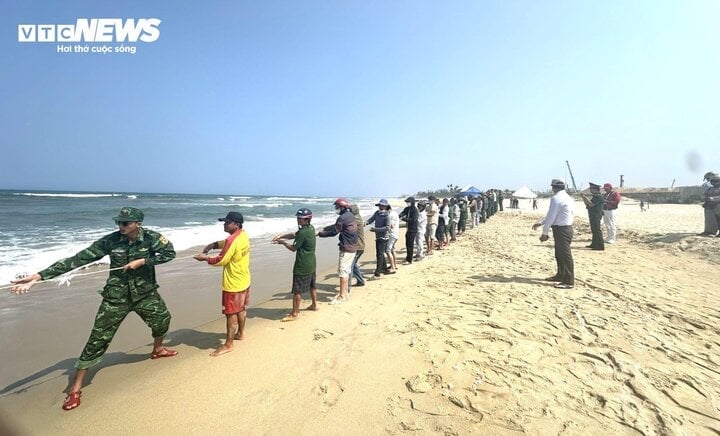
[14,192,123,198]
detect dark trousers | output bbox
[375,238,388,275]
[405,231,417,262]
[589,214,604,249]
[552,225,574,285]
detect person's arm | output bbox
[318,217,342,238]
[146,232,175,267]
[580,193,592,208]
[10,238,110,293]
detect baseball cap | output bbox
[219,211,244,224]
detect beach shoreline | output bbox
[1,203,718,435]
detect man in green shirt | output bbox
[272,208,318,321]
[10,207,177,411]
[581,183,605,250]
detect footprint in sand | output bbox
[316,377,344,406]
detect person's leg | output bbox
[351,250,365,285]
[134,292,174,357]
[375,239,387,275]
[64,299,132,409]
[555,226,574,285]
[404,232,414,263]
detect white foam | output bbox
[14,192,122,198]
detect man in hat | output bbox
[318,198,358,304]
[272,208,318,321]
[11,207,177,411]
[698,171,719,236]
[581,183,605,250]
[533,179,575,289]
[195,211,251,356]
[366,199,392,276]
[399,196,419,264]
[602,183,621,244]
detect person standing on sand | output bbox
[10,207,178,411]
[367,199,392,276]
[581,183,605,251]
[272,208,318,321]
[425,196,439,255]
[399,196,419,264]
[386,203,400,272]
[318,198,358,304]
[533,179,575,289]
[415,201,427,260]
[698,171,719,236]
[349,204,366,289]
[194,211,251,357]
[701,175,720,236]
[602,182,621,244]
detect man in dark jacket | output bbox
[318,198,358,304]
[399,196,419,264]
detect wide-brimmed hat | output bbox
[375,198,389,207]
[550,179,565,188]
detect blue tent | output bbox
[458,185,482,196]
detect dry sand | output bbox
[1,200,719,435]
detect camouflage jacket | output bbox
[39,228,176,303]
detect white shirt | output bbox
[388,210,400,238]
[539,189,574,235]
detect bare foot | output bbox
[233,334,245,341]
[281,315,299,322]
[305,304,318,311]
[210,345,234,357]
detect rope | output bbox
[0,254,201,291]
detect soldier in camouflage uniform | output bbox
[11,207,178,411]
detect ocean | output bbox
[0,190,378,285]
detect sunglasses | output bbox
[117,221,133,227]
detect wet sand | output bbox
[1,201,719,435]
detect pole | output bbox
[565,160,578,192]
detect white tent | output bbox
[512,186,537,199]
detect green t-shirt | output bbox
[293,224,316,276]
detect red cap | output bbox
[603,183,613,189]
[334,198,350,209]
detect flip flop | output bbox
[62,391,81,411]
[150,347,178,359]
[281,315,298,322]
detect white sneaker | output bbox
[606,240,615,244]
[329,297,348,305]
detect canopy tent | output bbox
[458,185,483,196]
[512,186,537,199]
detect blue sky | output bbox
[3,1,719,196]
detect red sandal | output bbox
[62,391,81,410]
[150,347,178,359]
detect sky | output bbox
[2,1,719,197]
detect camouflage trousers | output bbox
[75,292,171,369]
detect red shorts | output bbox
[222,288,250,314]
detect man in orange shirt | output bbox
[194,211,251,356]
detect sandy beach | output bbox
[1,199,719,435]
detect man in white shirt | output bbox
[532,179,575,289]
